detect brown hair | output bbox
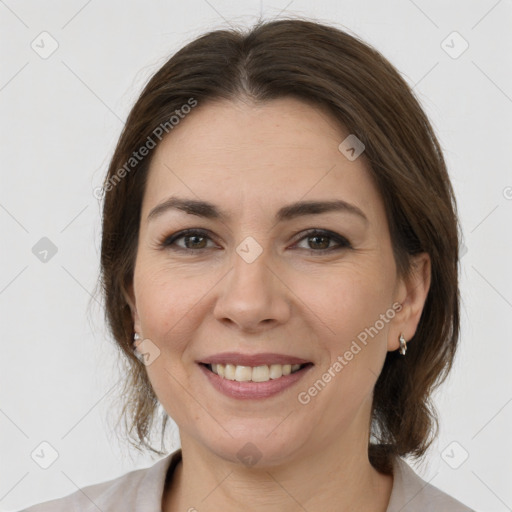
[97,17,462,474]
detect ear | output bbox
[123,281,142,334]
[388,252,431,352]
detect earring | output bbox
[399,333,407,356]
[133,332,141,349]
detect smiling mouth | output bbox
[201,362,313,383]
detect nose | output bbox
[213,245,291,333]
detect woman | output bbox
[22,18,475,512]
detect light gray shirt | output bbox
[19,449,476,511]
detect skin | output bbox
[125,97,431,512]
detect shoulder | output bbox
[19,451,180,512]
[387,456,476,512]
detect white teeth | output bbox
[234,365,252,382]
[225,364,236,380]
[252,365,269,382]
[269,364,283,379]
[208,363,305,382]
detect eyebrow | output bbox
[147,196,368,224]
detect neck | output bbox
[163,433,393,512]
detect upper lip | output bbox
[198,352,312,366]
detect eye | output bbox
[293,229,352,252]
[158,228,352,253]
[160,229,217,251]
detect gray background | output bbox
[1,1,511,510]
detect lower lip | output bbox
[199,364,312,400]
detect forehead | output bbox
[142,97,386,227]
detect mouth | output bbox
[197,352,314,399]
[200,362,313,383]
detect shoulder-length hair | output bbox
[98,18,461,474]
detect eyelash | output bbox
[158,228,352,254]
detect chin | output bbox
[196,424,308,468]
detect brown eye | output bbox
[181,234,208,249]
[307,234,331,250]
[161,229,216,251]
[294,229,352,252]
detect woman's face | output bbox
[127,97,429,466]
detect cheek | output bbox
[296,268,395,427]
[303,262,395,344]
[133,263,208,423]
[303,265,395,412]
[133,261,206,348]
